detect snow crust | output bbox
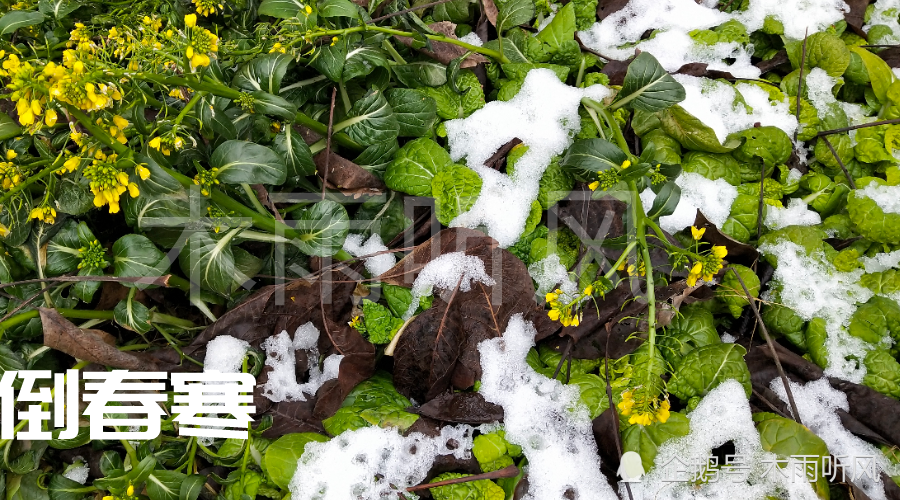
[404,251,495,318]
[343,233,396,277]
[260,322,343,402]
[289,425,476,499]
[764,199,821,230]
[759,241,875,382]
[478,315,618,500]
[772,378,900,500]
[858,183,900,214]
[204,335,250,374]
[641,172,738,233]
[444,69,612,248]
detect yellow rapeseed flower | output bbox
[691,226,705,240]
[29,205,57,224]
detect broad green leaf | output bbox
[112,234,166,283]
[755,414,831,498]
[560,138,628,177]
[535,3,574,50]
[38,0,80,18]
[272,126,315,177]
[431,164,482,225]
[210,140,287,185]
[495,0,534,32]
[263,433,330,489]
[45,220,83,276]
[0,114,21,141]
[133,154,183,196]
[258,0,308,18]
[179,230,238,295]
[715,264,760,318]
[658,105,741,153]
[310,38,347,81]
[668,343,751,401]
[430,472,505,500]
[1,193,32,247]
[343,46,391,81]
[197,96,237,140]
[178,476,205,500]
[339,88,400,146]
[647,181,681,219]
[386,88,437,137]
[433,0,472,23]
[850,47,894,103]
[230,246,263,292]
[319,0,359,17]
[353,191,410,242]
[0,11,45,36]
[622,412,690,471]
[71,266,103,303]
[863,349,900,399]
[660,304,720,366]
[48,425,90,450]
[114,296,152,334]
[354,140,398,176]
[250,90,298,120]
[48,474,93,500]
[146,471,186,500]
[392,62,447,88]
[292,200,350,257]
[613,52,685,112]
[848,296,900,344]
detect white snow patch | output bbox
[343,233,396,277]
[478,315,618,500]
[204,335,250,374]
[864,0,900,44]
[577,0,847,78]
[63,460,89,484]
[260,322,343,402]
[860,250,900,273]
[858,183,900,213]
[528,254,578,298]
[404,251,495,318]
[444,69,612,247]
[759,241,875,382]
[764,198,822,230]
[457,31,484,47]
[289,424,476,500]
[771,378,900,500]
[626,380,819,500]
[641,172,738,233]
[805,68,841,120]
[721,332,737,343]
[672,75,798,144]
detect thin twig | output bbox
[756,162,765,243]
[552,337,574,381]
[726,266,802,423]
[574,33,614,61]
[751,388,792,420]
[0,287,53,324]
[407,465,519,491]
[817,117,900,137]
[0,274,171,290]
[794,29,808,142]
[368,0,457,23]
[820,135,857,189]
[321,87,337,201]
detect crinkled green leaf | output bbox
[431,164,482,225]
[668,343,751,401]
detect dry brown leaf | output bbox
[394,22,489,67]
[40,308,157,370]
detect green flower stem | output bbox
[382,39,407,64]
[0,153,67,206]
[130,72,364,151]
[151,311,196,328]
[156,164,302,240]
[604,240,638,280]
[241,183,270,216]
[0,308,116,340]
[313,25,510,63]
[628,179,658,362]
[591,100,631,156]
[121,438,140,468]
[118,343,151,351]
[173,90,205,126]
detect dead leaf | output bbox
[754,50,789,74]
[315,151,386,196]
[843,0,871,35]
[482,0,498,26]
[414,391,504,423]
[676,62,735,80]
[390,229,554,401]
[877,46,900,68]
[484,138,522,171]
[693,210,759,265]
[599,57,632,86]
[40,308,158,370]
[394,22,490,67]
[596,0,629,20]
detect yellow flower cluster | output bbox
[618,391,670,426]
[193,167,220,196]
[82,152,143,213]
[589,159,631,191]
[269,43,287,54]
[149,134,185,156]
[68,23,96,53]
[686,243,728,287]
[618,259,646,277]
[95,115,130,144]
[0,161,23,190]
[184,14,219,68]
[45,51,123,113]
[29,204,57,224]
[193,0,225,16]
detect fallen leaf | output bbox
[596,0,629,20]
[40,308,158,370]
[676,62,735,80]
[482,0,498,26]
[315,151,386,195]
[754,50,789,74]
[843,0,870,36]
[484,138,522,171]
[414,391,504,423]
[394,22,489,67]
